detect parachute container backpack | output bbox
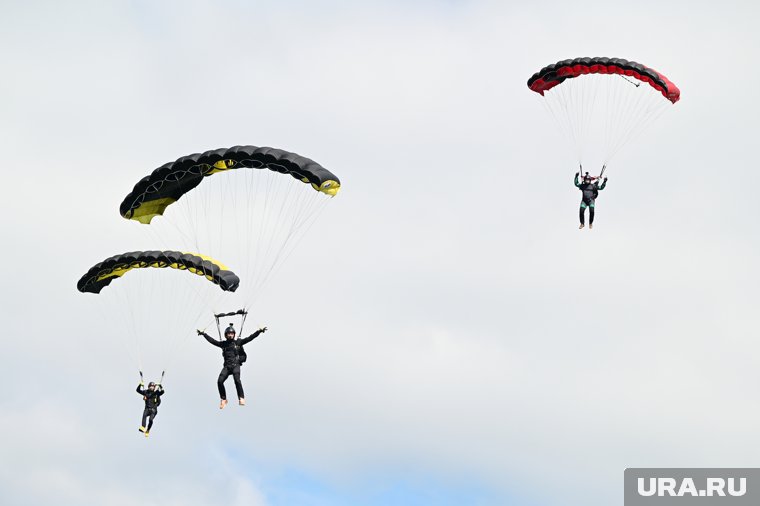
[118,145,341,324]
[527,57,680,172]
[76,250,240,374]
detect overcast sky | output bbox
[2,0,760,505]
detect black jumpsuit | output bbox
[136,384,164,431]
[574,173,607,225]
[201,330,264,400]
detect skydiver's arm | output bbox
[157,388,165,397]
[136,384,145,395]
[598,178,607,190]
[574,173,581,188]
[200,332,223,348]
[238,328,265,345]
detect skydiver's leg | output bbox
[147,409,156,431]
[217,367,231,400]
[589,203,595,225]
[232,365,245,400]
[140,408,149,431]
[579,201,587,226]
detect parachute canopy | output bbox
[527,56,680,166]
[528,57,680,103]
[120,145,341,224]
[118,144,340,309]
[77,250,240,294]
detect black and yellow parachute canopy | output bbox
[76,250,240,294]
[119,145,341,224]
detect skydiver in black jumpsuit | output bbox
[575,171,608,229]
[137,381,164,437]
[198,323,268,409]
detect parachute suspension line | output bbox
[539,98,573,160]
[250,173,314,295]
[141,181,238,353]
[249,170,287,293]
[606,88,644,160]
[250,168,281,295]
[246,169,267,287]
[563,78,584,161]
[603,74,627,163]
[243,167,258,297]
[93,286,141,373]
[542,81,581,161]
[254,196,331,307]
[582,74,602,163]
[109,248,230,373]
[249,181,328,305]
[239,311,248,337]
[612,79,650,151]
[119,271,144,371]
[602,76,671,164]
[161,285,230,375]
[241,170,316,304]
[545,74,603,164]
[165,260,221,363]
[606,98,669,164]
[602,75,626,162]
[599,74,643,165]
[540,73,674,171]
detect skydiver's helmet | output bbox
[583,173,593,184]
[225,324,236,339]
[148,382,156,390]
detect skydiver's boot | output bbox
[139,426,146,433]
[579,223,584,229]
[220,399,228,410]
[589,224,593,230]
[144,431,150,438]
[239,398,246,406]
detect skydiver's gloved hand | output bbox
[197,329,203,336]
[575,172,579,177]
[259,327,268,333]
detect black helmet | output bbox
[148,382,156,388]
[225,324,236,336]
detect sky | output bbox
[2,0,760,504]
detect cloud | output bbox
[2,0,760,505]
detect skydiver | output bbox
[574,169,608,229]
[136,378,164,437]
[197,323,268,409]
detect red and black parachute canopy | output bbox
[527,57,680,103]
